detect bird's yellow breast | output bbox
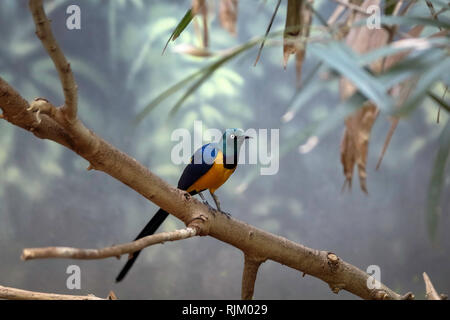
[187,150,236,194]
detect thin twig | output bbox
[426,0,437,18]
[28,0,78,122]
[0,285,105,300]
[376,118,398,170]
[423,272,443,300]
[327,0,347,26]
[22,227,198,260]
[254,0,282,66]
[392,0,404,16]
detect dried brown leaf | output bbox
[341,102,379,193]
[340,123,356,191]
[219,0,238,35]
[283,0,303,68]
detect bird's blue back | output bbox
[177,143,219,191]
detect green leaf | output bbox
[281,61,323,122]
[357,38,447,68]
[428,90,450,114]
[308,42,394,111]
[162,9,194,54]
[168,68,215,117]
[426,119,450,241]
[375,50,445,91]
[395,56,450,116]
[136,38,260,123]
[168,40,258,117]
[243,92,367,189]
[379,15,450,30]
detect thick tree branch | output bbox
[29,0,78,122]
[0,1,418,300]
[0,285,105,300]
[241,254,263,300]
[21,227,198,260]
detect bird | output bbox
[115,128,250,282]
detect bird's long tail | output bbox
[115,209,169,282]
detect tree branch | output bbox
[0,285,105,300]
[241,254,263,300]
[29,0,78,122]
[21,227,198,260]
[423,272,444,300]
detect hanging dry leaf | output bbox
[339,0,389,193]
[283,0,313,87]
[219,0,238,35]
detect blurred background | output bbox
[0,0,449,299]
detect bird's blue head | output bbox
[221,128,251,167]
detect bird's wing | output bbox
[177,143,219,191]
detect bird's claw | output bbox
[219,210,232,219]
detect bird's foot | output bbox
[218,210,232,219]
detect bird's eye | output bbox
[230,134,235,139]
